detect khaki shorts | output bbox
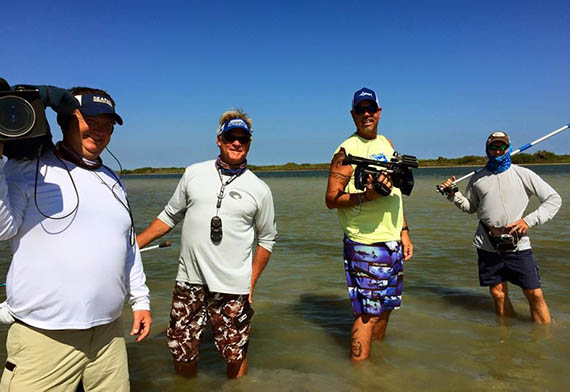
[167,282,253,364]
[0,318,129,392]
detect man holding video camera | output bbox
[0,83,151,391]
[439,131,561,324]
[325,87,413,362]
[136,109,277,379]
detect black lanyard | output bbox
[215,169,239,215]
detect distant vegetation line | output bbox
[121,151,570,174]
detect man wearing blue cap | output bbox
[137,109,277,378]
[325,88,413,362]
[0,86,151,391]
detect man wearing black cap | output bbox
[137,109,277,378]
[326,88,414,362]
[439,131,561,324]
[0,86,151,391]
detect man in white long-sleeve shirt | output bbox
[440,131,561,324]
[0,86,151,391]
[137,109,277,379]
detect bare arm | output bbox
[136,218,172,249]
[249,245,271,303]
[325,148,391,209]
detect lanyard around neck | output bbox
[215,169,239,213]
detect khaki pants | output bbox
[0,318,129,392]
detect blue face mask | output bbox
[485,145,512,174]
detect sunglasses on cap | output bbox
[353,104,379,115]
[488,143,509,152]
[222,134,251,144]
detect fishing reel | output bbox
[435,183,458,195]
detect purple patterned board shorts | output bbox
[343,236,404,316]
[166,281,252,363]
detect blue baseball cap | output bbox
[75,93,123,125]
[217,118,252,136]
[352,87,379,109]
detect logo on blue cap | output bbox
[352,87,379,109]
[218,118,252,135]
[75,94,123,125]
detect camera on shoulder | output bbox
[0,81,52,159]
[0,87,51,141]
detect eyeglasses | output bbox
[353,105,379,115]
[488,143,509,151]
[222,134,251,144]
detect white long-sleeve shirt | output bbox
[0,151,150,329]
[158,160,277,294]
[449,164,562,252]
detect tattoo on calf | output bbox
[351,328,362,357]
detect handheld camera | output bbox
[342,152,419,196]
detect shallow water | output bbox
[1,165,569,391]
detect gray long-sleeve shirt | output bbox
[448,165,561,252]
[157,160,278,294]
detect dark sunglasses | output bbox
[353,105,379,115]
[488,143,509,151]
[222,134,251,144]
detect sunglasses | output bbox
[488,143,509,151]
[353,105,379,115]
[222,134,251,144]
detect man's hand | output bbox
[439,176,457,195]
[248,285,254,304]
[130,310,152,342]
[365,172,392,199]
[507,219,529,236]
[0,142,4,157]
[401,230,414,261]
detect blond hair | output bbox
[218,109,253,132]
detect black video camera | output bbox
[342,152,419,196]
[0,79,79,159]
[0,85,52,159]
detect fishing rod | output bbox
[140,241,172,253]
[0,241,173,287]
[436,123,570,195]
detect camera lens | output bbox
[0,95,36,137]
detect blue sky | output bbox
[2,1,569,169]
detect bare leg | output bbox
[174,360,197,378]
[489,282,516,317]
[522,288,551,324]
[350,315,379,362]
[226,357,248,379]
[371,310,392,341]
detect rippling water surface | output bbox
[1,165,569,391]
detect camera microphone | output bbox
[0,78,9,92]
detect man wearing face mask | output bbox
[137,109,277,379]
[439,131,561,324]
[0,86,151,391]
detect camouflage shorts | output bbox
[166,281,253,363]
